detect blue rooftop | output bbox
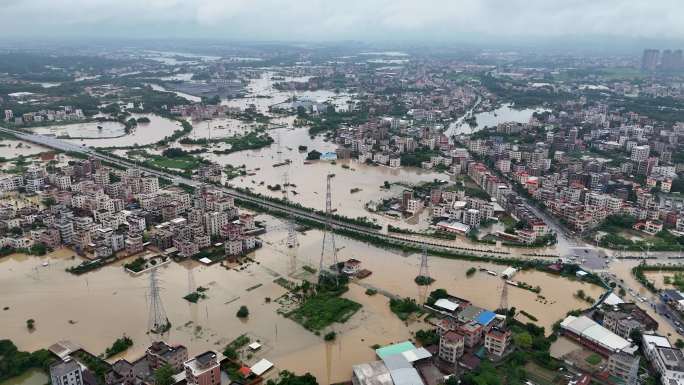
[320,152,338,160]
[475,310,496,326]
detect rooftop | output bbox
[49,358,80,377]
[184,351,219,374]
[375,341,417,360]
[352,361,393,385]
[656,347,684,372]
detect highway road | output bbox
[0,127,534,260]
[7,126,684,265]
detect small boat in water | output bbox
[41,261,49,267]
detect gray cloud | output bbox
[0,0,682,42]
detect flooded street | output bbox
[0,213,605,384]
[608,260,680,338]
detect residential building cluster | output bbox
[4,106,84,125]
[0,153,260,262]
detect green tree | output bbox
[267,371,318,385]
[29,243,47,256]
[675,339,684,349]
[154,364,175,385]
[324,331,336,341]
[236,305,249,318]
[429,288,449,300]
[42,197,56,207]
[306,150,321,161]
[223,347,237,360]
[513,332,533,349]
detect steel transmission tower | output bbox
[148,268,170,336]
[277,131,298,249]
[284,170,298,248]
[319,173,339,282]
[418,245,430,280]
[499,279,508,311]
[188,266,196,294]
[417,245,432,304]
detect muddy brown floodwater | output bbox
[205,125,448,231]
[0,140,51,159]
[29,114,180,148]
[0,214,604,384]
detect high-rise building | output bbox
[641,49,660,71]
[631,145,650,162]
[661,49,684,70]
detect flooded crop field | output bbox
[0,140,50,159]
[28,114,181,148]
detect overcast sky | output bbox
[1,0,683,44]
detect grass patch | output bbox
[288,292,361,331]
[585,353,602,366]
[149,155,202,170]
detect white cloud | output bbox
[0,0,682,41]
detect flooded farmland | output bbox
[29,114,180,148]
[0,140,50,159]
[204,125,447,230]
[221,72,353,115]
[447,103,548,136]
[0,214,605,384]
